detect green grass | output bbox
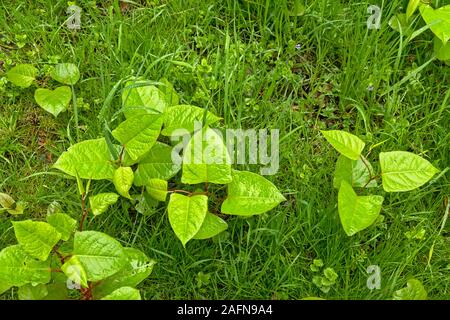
[1,0,450,299]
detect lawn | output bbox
[0,0,449,300]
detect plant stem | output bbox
[79,193,88,231]
[71,84,79,142]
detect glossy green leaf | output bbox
[54,138,116,180]
[133,143,181,186]
[6,64,37,88]
[338,181,384,236]
[0,245,51,287]
[406,0,421,20]
[193,212,228,240]
[159,78,179,106]
[168,193,208,246]
[46,212,77,241]
[61,256,88,288]
[89,193,119,216]
[71,231,127,281]
[333,155,377,189]
[393,279,427,300]
[122,80,167,118]
[112,114,163,161]
[321,130,365,160]
[161,105,221,136]
[380,151,439,192]
[101,286,141,300]
[13,220,61,261]
[146,179,168,202]
[34,86,72,117]
[420,5,450,44]
[221,170,286,216]
[182,127,232,184]
[93,247,155,298]
[18,284,48,300]
[434,37,450,61]
[113,167,134,199]
[50,63,80,85]
[0,280,11,295]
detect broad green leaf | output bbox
[50,63,80,85]
[46,213,77,241]
[89,193,119,216]
[159,78,179,106]
[101,286,141,300]
[61,256,88,288]
[161,105,221,136]
[221,170,286,216]
[333,155,377,189]
[54,138,116,180]
[6,64,37,88]
[0,245,51,287]
[146,179,168,202]
[13,220,61,261]
[133,143,181,185]
[71,231,127,281]
[168,194,208,246]
[420,5,450,44]
[112,114,162,161]
[393,279,427,300]
[18,283,48,300]
[338,181,384,236]
[113,167,134,199]
[182,127,232,184]
[380,151,438,192]
[406,0,421,20]
[193,212,228,240]
[122,80,167,118]
[321,130,365,160]
[34,86,72,117]
[0,280,12,295]
[434,37,450,61]
[93,247,155,299]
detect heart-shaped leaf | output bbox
[6,64,37,88]
[50,63,80,85]
[168,193,208,246]
[34,86,71,117]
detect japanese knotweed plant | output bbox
[6,63,83,128]
[321,130,439,236]
[0,197,155,300]
[52,79,286,247]
[390,0,450,64]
